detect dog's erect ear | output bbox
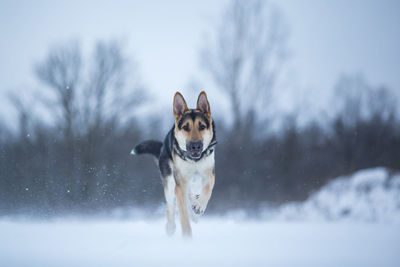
[173,92,188,119]
[196,91,211,116]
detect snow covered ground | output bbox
[271,167,400,223]
[1,167,400,266]
[0,218,399,267]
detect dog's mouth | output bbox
[189,151,201,159]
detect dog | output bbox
[131,91,216,237]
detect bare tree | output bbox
[333,74,399,172]
[35,40,146,137]
[335,74,397,126]
[81,41,146,136]
[34,40,146,203]
[201,0,288,130]
[35,42,81,200]
[36,42,81,140]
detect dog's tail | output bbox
[131,140,162,158]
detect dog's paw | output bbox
[190,194,207,220]
[191,204,204,215]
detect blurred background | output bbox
[0,0,399,220]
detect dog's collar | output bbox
[174,140,217,162]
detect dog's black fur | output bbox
[132,116,216,177]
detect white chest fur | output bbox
[174,153,214,194]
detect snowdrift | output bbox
[271,167,400,223]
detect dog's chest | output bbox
[174,154,214,192]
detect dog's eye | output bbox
[183,123,190,132]
[198,122,205,131]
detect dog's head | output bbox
[173,91,214,160]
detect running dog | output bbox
[131,91,216,237]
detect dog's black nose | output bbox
[187,141,203,152]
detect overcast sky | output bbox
[1,0,399,128]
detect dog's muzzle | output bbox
[186,141,203,159]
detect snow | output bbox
[1,167,400,266]
[272,167,400,223]
[0,218,399,267]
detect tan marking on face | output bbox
[174,113,213,151]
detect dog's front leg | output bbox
[174,179,192,237]
[163,175,176,235]
[192,171,215,215]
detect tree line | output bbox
[0,0,399,216]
